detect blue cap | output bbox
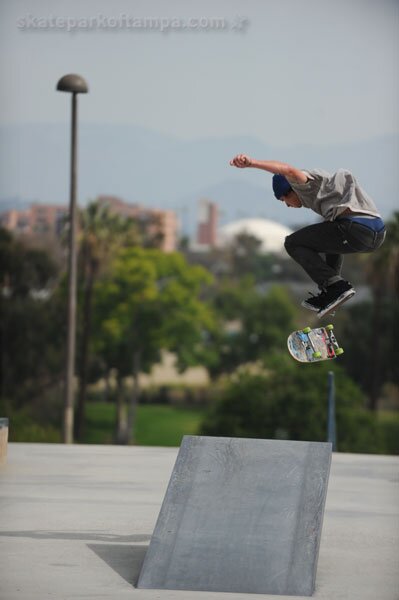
[272,174,292,199]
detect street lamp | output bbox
[56,74,88,444]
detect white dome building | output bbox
[218,218,293,254]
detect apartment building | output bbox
[0,204,67,235]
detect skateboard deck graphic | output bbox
[287,325,344,363]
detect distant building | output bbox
[218,218,293,254]
[1,197,178,253]
[0,204,67,236]
[96,195,178,253]
[195,200,218,249]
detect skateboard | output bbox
[287,324,344,363]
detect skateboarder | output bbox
[229,154,386,317]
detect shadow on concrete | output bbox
[0,530,150,543]
[88,543,148,587]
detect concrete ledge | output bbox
[0,418,8,465]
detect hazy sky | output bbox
[0,0,398,146]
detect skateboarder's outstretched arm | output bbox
[229,154,308,183]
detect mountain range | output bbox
[0,123,397,234]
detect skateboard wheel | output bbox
[313,351,322,359]
[335,348,344,356]
[302,327,311,334]
[326,324,334,330]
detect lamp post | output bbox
[56,74,88,444]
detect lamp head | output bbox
[56,74,88,94]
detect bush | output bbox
[377,413,399,455]
[6,409,61,443]
[336,408,386,454]
[200,358,395,454]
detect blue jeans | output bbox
[284,219,386,288]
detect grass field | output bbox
[85,402,206,446]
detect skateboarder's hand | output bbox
[230,154,252,168]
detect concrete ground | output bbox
[0,443,398,600]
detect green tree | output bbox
[0,228,63,410]
[229,232,262,278]
[203,282,297,379]
[338,299,398,405]
[92,248,214,443]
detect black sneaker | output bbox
[317,280,355,318]
[301,291,326,312]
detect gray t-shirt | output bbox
[287,169,380,221]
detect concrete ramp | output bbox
[137,435,332,596]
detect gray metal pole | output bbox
[63,92,78,444]
[327,371,337,451]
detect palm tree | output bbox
[74,201,140,441]
[366,212,399,410]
